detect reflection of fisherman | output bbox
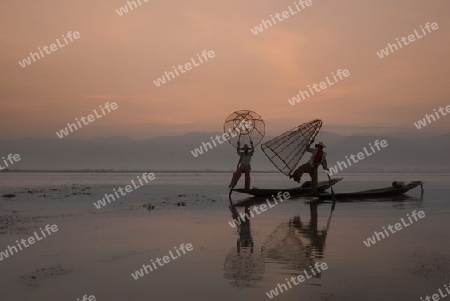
[229,205,254,252]
[223,204,265,288]
[290,139,328,194]
[292,202,328,256]
[229,141,254,190]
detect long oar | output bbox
[326,171,337,211]
[326,200,334,231]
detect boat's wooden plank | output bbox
[316,182,422,200]
[233,178,343,197]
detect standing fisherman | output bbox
[229,141,254,190]
[290,139,328,194]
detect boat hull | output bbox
[316,181,423,200]
[233,178,343,197]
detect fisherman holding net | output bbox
[290,139,328,194]
[224,110,264,191]
[229,141,254,190]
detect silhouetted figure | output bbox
[291,140,328,194]
[229,141,254,190]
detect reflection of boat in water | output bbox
[223,200,334,287]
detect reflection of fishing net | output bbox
[261,120,322,176]
[262,215,327,273]
[224,110,265,148]
[223,246,266,288]
[262,222,312,271]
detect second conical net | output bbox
[261,119,322,176]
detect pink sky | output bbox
[1,0,449,139]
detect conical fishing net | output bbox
[261,119,322,176]
[224,110,265,148]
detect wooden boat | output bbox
[233,178,343,197]
[231,120,331,199]
[315,181,423,200]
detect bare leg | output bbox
[229,166,243,188]
[292,164,307,183]
[244,165,251,190]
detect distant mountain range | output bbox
[0,131,449,172]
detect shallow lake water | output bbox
[0,172,449,301]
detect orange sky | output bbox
[1,0,449,139]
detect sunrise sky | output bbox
[1,0,449,139]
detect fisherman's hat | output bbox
[316,141,327,148]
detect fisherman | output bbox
[229,141,254,190]
[290,139,328,194]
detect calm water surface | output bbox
[0,172,449,301]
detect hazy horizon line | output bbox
[0,129,449,141]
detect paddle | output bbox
[326,171,337,211]
[326,200,334,231]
